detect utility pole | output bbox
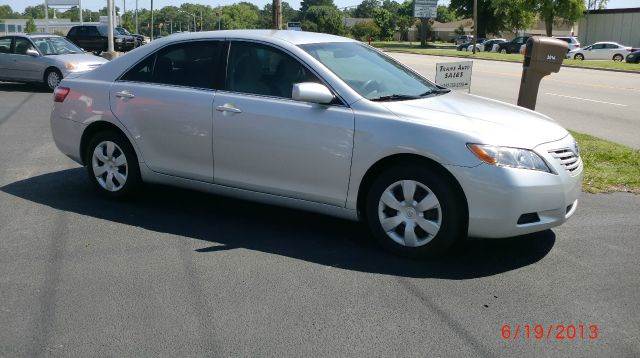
[200,10,203,31]
[79,0,83,24]
[150,0,154,40]
[272,0,282,30]
[472,0,478,54]
[44,0,49,34]
[135,0,138,34]
[122,0,125,28]
[107,0,115,53]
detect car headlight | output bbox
[116,38,123,43]
[467,144,552,173]
[65,62,77,70]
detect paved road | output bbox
[1,83,640,357]
[387,52,640,149]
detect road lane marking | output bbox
[544,92,628,107]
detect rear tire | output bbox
[85,130,141,198]
[364,164,466,258]
[500,48,507,54]
[612,54,624,62]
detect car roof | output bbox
[593,41,619,45]
[152,30,356,45]
[1,33,61,39]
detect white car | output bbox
[568,42,632,61]
[555,36,581,51]
[50,30,582,257]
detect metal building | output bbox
[578,7,640,48]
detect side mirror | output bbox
[26,48,39,57]
[292,82,334,104]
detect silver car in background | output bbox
[0,34,107,90]
[50,30,582,257]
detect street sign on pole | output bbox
[413,0,437,18]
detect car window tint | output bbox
[153,41,223,88]
[68,27,77,36]
[13,38,35,55]
[0,37,11,53]
[122,54,156,82]
[592,44,604,49]
[226,41,319,98]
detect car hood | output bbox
[49,53,108,65]
[380,91,568,149]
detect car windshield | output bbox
[300,42,440,101]
[32,37,83,55]
[115,27,129,35]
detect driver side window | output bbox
[226,41,319,99]
[13,38,35,55]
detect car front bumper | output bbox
[446,135,583,238]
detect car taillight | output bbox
[53,87,70,102]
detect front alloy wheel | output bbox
[378,180,441,247]
[46,70,61,90]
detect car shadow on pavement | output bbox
[1,168,556,279]
[0,81,50,93]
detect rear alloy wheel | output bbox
[86,131,141,198]
[574,53,584,60]
[365,165,465,258]
[612,54,624,62]
[45,69,62,91]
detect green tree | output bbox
[301,6,344,34]
[372,7,396,40]
[22,5,55,19]
[219,2,261,30]
[449,0,505,37]
[587,0,608,10]
[25,18,37,33]
[492,0,535,33]
[300,0,337,13]
[436,5,457,22]
[354,0,380,18]
[0,5,20,18]
[525,0,585,36]
[350,20,381,40]
[260,2,300,28]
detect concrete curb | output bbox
[380,49,640,74]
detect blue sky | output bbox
[2,0,638,13]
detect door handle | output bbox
[115,90,135,99]
[216,104,242,114]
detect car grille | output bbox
[549,148,581,173]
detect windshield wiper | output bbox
[369,94,420,102]
[419,88,451,97]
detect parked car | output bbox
[567,42,632,61]
[468,38,505,52]
[115,27,145,47]
[554,36,580,51]
[50,30,582,257]
[0,34,107,90]
[626,50,640,64]
[66,25,135,55]
[497,36,530,54]
[454,35,473,45]
[457,38,485,51]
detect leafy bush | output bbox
[350,20,380,41]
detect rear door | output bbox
[109,40,225,182]
[588,43,607,59]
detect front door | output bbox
[0,37,14,80]
[109,40,225,182]
[7,37,41,81]
[212,41,354,206]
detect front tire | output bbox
[500,48,507,54]
[44,69,62,91]
[365,164,466,258]
[574,53,584,60]
[613,54,624,62]
[85,130,141,198]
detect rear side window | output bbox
[0,37,11,53]
[121,41,224,89]
[68,27,77,36]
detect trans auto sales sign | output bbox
[435,61,473,91]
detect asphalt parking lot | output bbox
[1,81,639,357]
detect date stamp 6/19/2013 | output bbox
[501,323,599,342]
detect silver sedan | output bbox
[50,30,582,257]
[0,34,107,90]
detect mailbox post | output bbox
[517,37,568,110]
